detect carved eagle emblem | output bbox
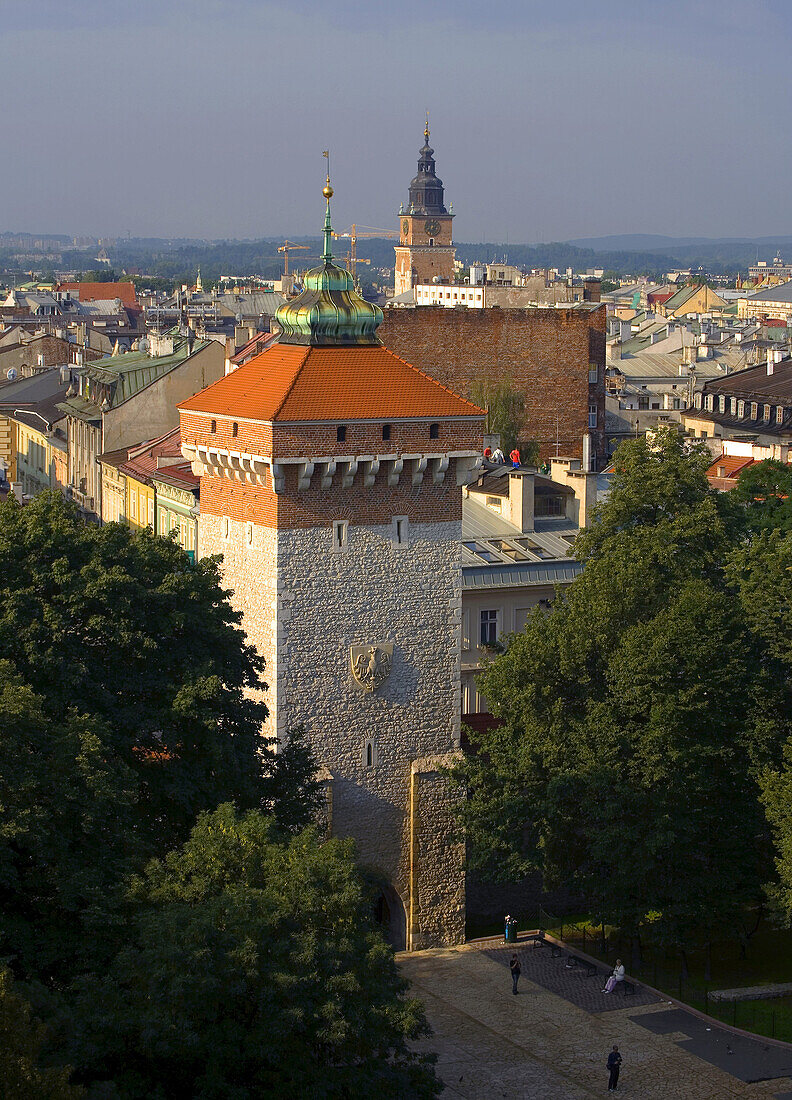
[350,643,393,692]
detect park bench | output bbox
[564,955,598,978]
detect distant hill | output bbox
[569,233,792,253]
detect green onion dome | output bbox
[276,182,384,347]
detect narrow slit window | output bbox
[210,419,217,433]
[332,520,348,552]
[337,425,347,443]
[382,423,391,441]
[232,422,239,437]
[429,422,439,439]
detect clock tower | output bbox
[394,120,455,297]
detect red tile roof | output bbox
[705,455,755,479]
[178,344,485,422]
[57,281,138,307]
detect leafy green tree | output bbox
[0,665,140,983]
[0,493,320,984]
[469,380,525,456]
[66,806,440,1100]
[733,458,792,534]
[0,493,268,847]
[0,969,82,1098]
[731,530,792,919]
[454,429,767,949]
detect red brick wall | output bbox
[180,411,482,463]
[379,305,607,464]
[199,465,463,529]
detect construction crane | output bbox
[335,224,397,282]
[278,240,311,277]
[336,252,371,281]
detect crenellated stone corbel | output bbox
[361,456,380,487]
[341,458,358,488]
[388,457,404,487]
[455,455,484,486]
[271,463,285,493]
[433,456,449,483]
[297,461,315,490]
[320,460,337,489]
[411,456,428,485]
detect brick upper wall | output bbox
[379,305,607,463]
[199,465,463,529]
[180,410,482,462]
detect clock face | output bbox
[402,219,409,237]
[424,219,440,237]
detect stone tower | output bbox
[179,175,484,949]
[394,119,456,297]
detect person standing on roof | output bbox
[491,446,505,464]
[510,447,521,469]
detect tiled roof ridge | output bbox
[375,344,485,416]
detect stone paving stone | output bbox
[481,941,660,1013]
[630,1008,792,1081]
[399,943,792,1099]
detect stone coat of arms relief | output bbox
[350,643,393,692]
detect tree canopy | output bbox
[453,427,778,948]
[0,492,321,985]
[733,458,792,534]
[64,807,440,1100]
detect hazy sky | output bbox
[2,0,791,242]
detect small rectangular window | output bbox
[764,404,771,422]
[232,422,239,437]
[210,419,216,433]
[480,609,498,646]
[392,515,409,548]
[382,423,391,441]
[777,406,784,425]
[588,405,597,428]
[588,366,598,384]
[332,520,348,552]
[751,402,758,420]
[337,425,347,443]
[429,422,439,439]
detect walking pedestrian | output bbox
[509,954,521,995]
[606,1045,622,1091]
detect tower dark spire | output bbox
[407,120,447,215]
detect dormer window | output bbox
[777,406,785,425]
[337,425,347,443]
[429,422,439,439]
[750,402,758,420]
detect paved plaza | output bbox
[399,941,792,1099]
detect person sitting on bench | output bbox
[602,959,625,993]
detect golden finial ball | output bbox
[323,183,334,198]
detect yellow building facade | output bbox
[126,474,154,531]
